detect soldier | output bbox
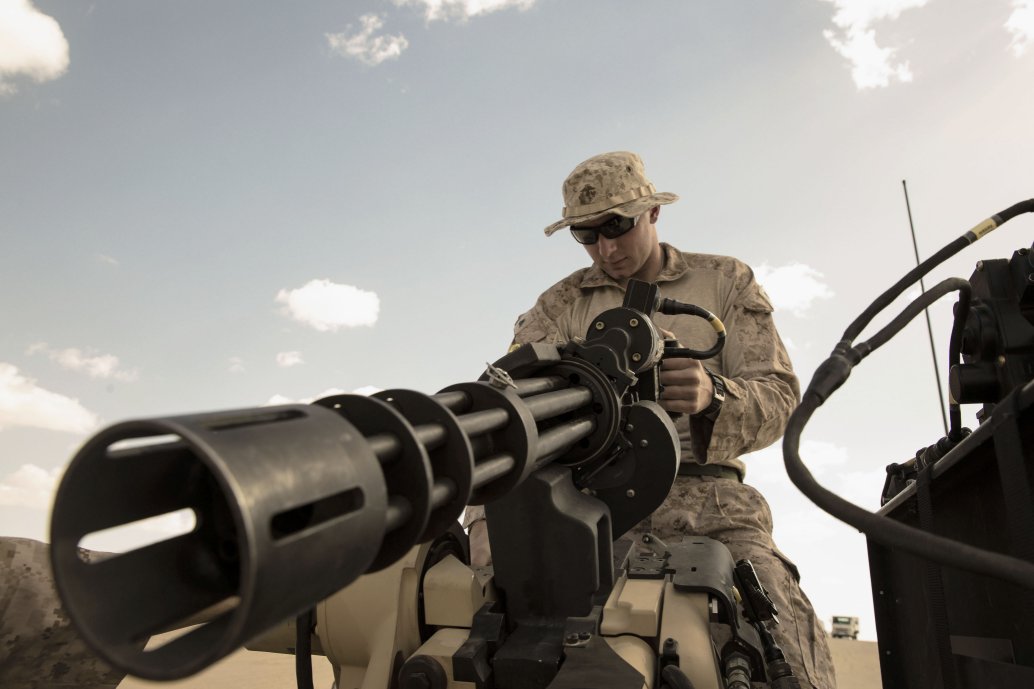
[466,151,837,688]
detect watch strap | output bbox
[695,368,725,421]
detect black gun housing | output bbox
[50,279,717,681]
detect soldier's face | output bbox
[581,210,660,282]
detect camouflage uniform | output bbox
[507,243,837,689]
[0,537,125,689]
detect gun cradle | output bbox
[249,531,762,689]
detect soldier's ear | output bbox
[649,205,660,223]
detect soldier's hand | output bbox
[469,520,492,567]
[658,356,714,415]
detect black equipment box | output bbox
[868,380,1034,688]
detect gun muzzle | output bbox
[50,404,387,680]
[50,365,614,679]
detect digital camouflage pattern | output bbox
[630,477,837,689]
[543,151,680,236]
[0,537,125,689]
[506,244,836,688]
[512,244,799,479]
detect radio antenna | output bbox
[902,179,950,436]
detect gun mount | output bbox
[49,280,797,688]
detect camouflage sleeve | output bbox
[697,265,800,463]
[510,273,585,347]
[0,537,127,689]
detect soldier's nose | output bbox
[598,236,619,258]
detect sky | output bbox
[2,0,1034,645]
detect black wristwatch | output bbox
[695,368,726,422]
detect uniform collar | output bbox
[579,243,690,289]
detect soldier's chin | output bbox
[602,258,631,277]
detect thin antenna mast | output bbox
[902,180,950,436]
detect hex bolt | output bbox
[629,318,639,327]
[639,439,649,448]
[998,355,1007,366]
[595,321,605,330]
[976,261,984,271]
[565,633,579,645]
[631,353,642,362]
[625,423,635,432]
[578,632,591,641]
[626,489,636,498]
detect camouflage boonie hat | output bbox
[544,151,679,236]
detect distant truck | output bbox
[831,615,860,639]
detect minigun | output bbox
[50,280,797,689]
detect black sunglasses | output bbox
[569,215,638,245]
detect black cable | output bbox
[783,200,1034,590]
[295,609,314,689]
[840,200,1034,345]
[785,394,1034,589]
[658,299,726,359]
[805,279,970,405]
[856,278,970,355]
[993,198,1034,224]
[946,285,972,439]
[841,237,965,343]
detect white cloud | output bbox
[264,386,381,406]
[266,393,295,406]
[0,463,61,509]
[754,263,834,317]
[0,0,70,95]
[351,385,383,396]
[327,2,535,65]
[276,279,380,331]
[745,438,887,511]
[0,363,99,433]
[28,342,139,381]
[96,253,119,266]
[326,14,409,66]
[228,356,246,373]
[395,0,536,22]
[823,0,928,29]
[276,351,304,367]
[820,0,928,89]
[744,439,850,482]
[835,468,889,509]
[1006,0,1034,56]
[795,438,851,471]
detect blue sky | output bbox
[2,0,1034,643]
